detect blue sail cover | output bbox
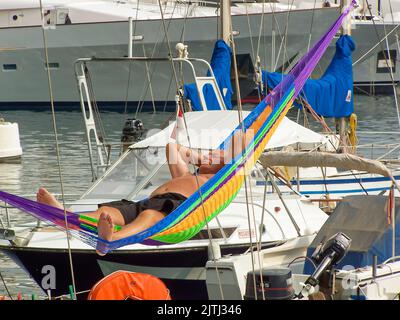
[304,195,400,275]
[263,35,355,117]
[184,40,233,110]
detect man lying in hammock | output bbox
[37,130,252,254]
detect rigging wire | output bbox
[134,0,180,117]
[359,0,400,128]
[254,0,266,102]
[268,1,297,72]
[134,0,191,116]
[281,0,296,74]
[244,1,256,62]
[156,0,226,300]
[123,0,141,115]
[38,0,77,299]
[307,0,318,52]
[378,8,400,130]
[229,17,261,300]
[247,171,266,300]
[0,269,12,300]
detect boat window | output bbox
[376,50,396,73]
[82,147,170,200]
[45,62,60,70]
[3,64,17,71]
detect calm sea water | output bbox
[0,94,399,298]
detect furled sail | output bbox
[263,35,355,117]
[0,0,356,254]
[184,39,233,110]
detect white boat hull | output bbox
[0,5,397,108]
[0,122,22,160]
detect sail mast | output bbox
[337,0,352,153]
[220,0,231,43]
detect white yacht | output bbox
[0,0,353,110]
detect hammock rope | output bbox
[0,1,355,254]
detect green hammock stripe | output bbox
[80,215,122,231]
[152,189,240,243]
[80,223,97,233]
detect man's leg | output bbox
[97,209,166,242]
[37,187,126,226]
[36,187,64,209]
[83,206,126,227]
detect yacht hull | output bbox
[0,242,272,300]
[0,7,346,110]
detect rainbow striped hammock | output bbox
[0,1,355,253]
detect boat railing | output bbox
[353,130,400,161]
[74,54,226,181]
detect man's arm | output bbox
[223,129,254,164]
[166,143,206,178]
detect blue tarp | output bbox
[263,35,356,117]
[184,40,233,110]
[304,195,400,275]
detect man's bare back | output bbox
[151,174,212,198]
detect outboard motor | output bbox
[297,232,351,299]
[244,268,295,300]
[121,118,146,152]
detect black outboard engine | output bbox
[121,118,146,152]
[297,232,351,299]
[244,268,295,300]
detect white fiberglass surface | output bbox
[82,147,171,200]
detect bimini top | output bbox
[131,111,327,151]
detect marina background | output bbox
[1,93,400,298]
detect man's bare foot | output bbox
[36,187,63,209]
[96,212,114,256]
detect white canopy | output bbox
[131,110,327,150]
[259,151,394,178]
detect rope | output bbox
[244,1,256,61]
[229,16,260,300]
[267,1,294,72]
[281,0,296,74]
[297,95,370,195]
[362,0,400,128]
[307,0,318,51]
[0,269,12,300]
[123,0,141,114]
[349,113,358,153]
[142,44,157,113]
[156,0,225,299]
[38,0,77,299]
[134,0,179,116]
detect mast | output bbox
[337,0,352,153]
[220,0,231,43]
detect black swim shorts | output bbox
[98,192,187,224]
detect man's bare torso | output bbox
[151,174,212,198]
